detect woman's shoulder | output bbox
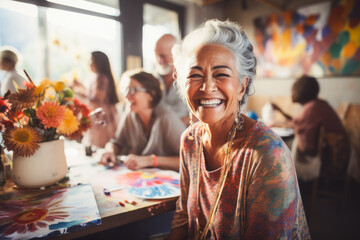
[245,121,288,152]
[240,122,293,170]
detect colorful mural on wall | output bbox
[254,0,360,78]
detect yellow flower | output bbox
[57,109,79,135]
[34,84,45,96]
[39,78,52,89]
[54,81,65,92]
[3,126,42,157]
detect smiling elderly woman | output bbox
[167,20,310,239]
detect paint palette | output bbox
[115,169,180,199]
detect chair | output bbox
[309,125,351,226]
[337,103,360,183]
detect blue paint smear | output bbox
[303,25,315,38]
[293,12,305,25]
[129,185,176,198]
[49,220,85,230]
[322,25,331,38]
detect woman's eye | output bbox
[215,73,230,78]
[188,74,203,78]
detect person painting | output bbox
[100,71,186,171]
[154,34,189,125]
[167,19,310,239]
[271,75,350,182]
[0,46,26,96]
[73,51,120,148]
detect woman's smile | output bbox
[198,98,224,107]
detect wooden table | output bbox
[0,141,178,239]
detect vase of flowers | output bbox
[0,72,91,188]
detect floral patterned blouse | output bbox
[171,120,310,239]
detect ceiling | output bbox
[86,0,286,11]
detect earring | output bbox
[188,112,194,140]
[235,101,244,131]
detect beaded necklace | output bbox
[194,122,238,240]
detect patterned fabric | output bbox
[172,121,310,239]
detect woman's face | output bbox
[90,56,96,73]
[185,44,248,126]
[125,78,153,113]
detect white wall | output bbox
[224,0,360,109]
[167,0,226,35]
[253,77,360,108]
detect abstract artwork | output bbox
[254,0,360,78]
[0,184,101,239]
[115,170,180,199]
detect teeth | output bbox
[199,99,222,106]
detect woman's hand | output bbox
[124,154,153,170]
[100,152,117,167]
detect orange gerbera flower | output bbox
[3,126,42,157]
[36,102,65,129]
[57,109,79,135]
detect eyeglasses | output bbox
[124,87,147,96]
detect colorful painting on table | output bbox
[0,184,101,239]
[254,0,360,78]
[115,169,180,199]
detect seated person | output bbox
[272,75,350,182]
[100,71,186,171]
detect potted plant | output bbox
[0,72,91,188]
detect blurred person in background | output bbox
[154,34,189,125]
[0,46,26,96]
[100,70,185,171]
[73,51,119,148]
[271,75,350,182]
[272,75,350,215]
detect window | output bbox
[47,8,121,83]
[142,3,182,72]
[0,0,122,85]
[0,1,40,80]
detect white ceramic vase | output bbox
[12,139,68,188]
